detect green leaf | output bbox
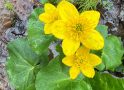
[115,64,124,73]
[84,72,124,90]
[36,57,92,90]
[39,0,48,4]
[29,8,44,20]
[96,62,105,71]
[96,25,108,38]
[102,35,124,70]
[28,8,54,55]
[26,83,35,90]
[6,38,39,90]
[56,44,65,59]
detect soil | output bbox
[0,0,124,90]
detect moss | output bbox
[4,2,14,11]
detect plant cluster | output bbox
[6,0,124,90]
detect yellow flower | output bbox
[39,3,59,34]
[51,1,104,55]
[62,46,101,79]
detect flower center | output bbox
[75,24,82,31]
[74,57,84,68]
[53,15,58,21]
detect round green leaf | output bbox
[102,35,124,70]
[6,38,39,90]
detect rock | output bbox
[10,0,33,21]
[99,0,124,39]
[3,18,12,28]
[0,2,15,35]
[119,2,124,22]
[0,64,13,90]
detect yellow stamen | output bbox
[75,24,83,31]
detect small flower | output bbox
[39,3,59,34]
[62,46,101,79]
[51,1,104,56]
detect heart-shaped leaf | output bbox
[102,36,124,70]
[6,38,39,90]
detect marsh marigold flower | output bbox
[51,1,104,56]
[39,3,59,34]
[62,46,101,79]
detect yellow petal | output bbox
[69,66,80,79]
[80,64,95,78]
[39,4,58,24]
[80,30,104,50]
[80,11,100,30]
[62,39,80,56]
[39,13,50,23]
[57,0,79,21]
[44,3,56,13]
[51,20,66,39]
[76,46,90,58]
[87,54,102,66]
[44,23,52,34]
[62,55,74,66]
